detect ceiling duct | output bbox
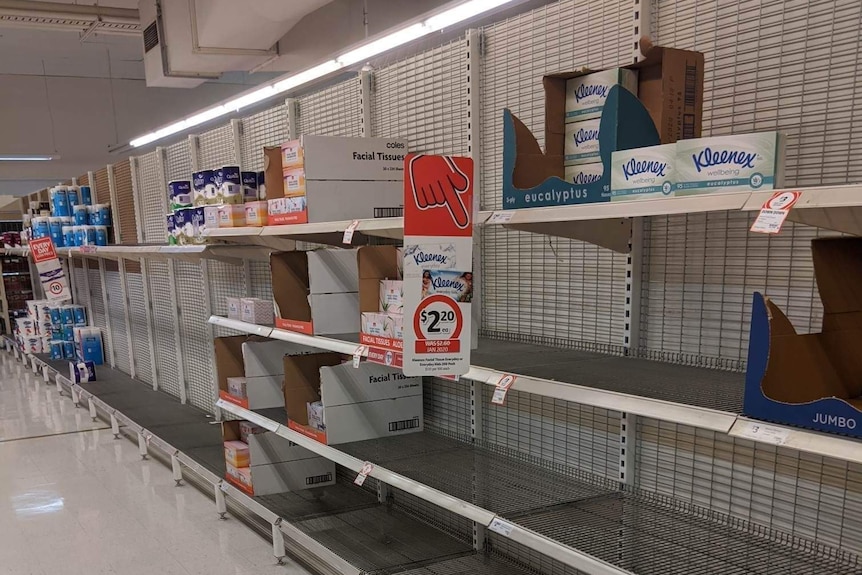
[0,0,140,36]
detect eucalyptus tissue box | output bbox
[675,132,784,196]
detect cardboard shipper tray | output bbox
[745,237,862,438]
[502,39,705,209]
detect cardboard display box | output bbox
[502,41,704,209]
[271,250,360,335]
[284,353,423,445]
[745,238,862,437]
[268,179,403,225]
[214,335,316,409]
[225,457,335,496]
[224,421,317,464]
[280,135,408,181]
[358,246,403,353]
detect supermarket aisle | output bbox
[0,355,309,575]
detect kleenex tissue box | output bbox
[610,144,676,201]
[307,401,325,431]
[69,360,96,383]
[564,163,604,186]
[675,132,785,196]
[565,68,638,123]
[564,118,601,166]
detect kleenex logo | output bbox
[412,250,448,267]
[692,148,757,173]
[574,127,599,147]
[575,84,608,103]
[622,158,668,181]
[432,276,465,291]
[571,171,602,184]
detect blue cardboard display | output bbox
[744,238,862,438]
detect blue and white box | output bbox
[72,305,86,325]
[565,68,638,123]
[70,360,96,383]
[192,170,218,206]
[50,341,63,360]
[80,185,92,206]
[610,144,676,201]
[564,163,604,186]
[79,329,104,365]
[564,118,601,166]
[218,166,243,204]
[675,132,785,196]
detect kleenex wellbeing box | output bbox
[610,144,675,201]
[564,163,604,186]
[675,132,785,196]
[565,68,638,123]
[564,118,601,166]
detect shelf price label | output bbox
[354,461,374,486]
[750,191,801,234]
[29,237,71,302]
[735,421,790,445]
[352,345,367,368]
[342,220,360,245]
[491,374,516,406]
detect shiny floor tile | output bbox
[0,354,310,575]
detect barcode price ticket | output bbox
[735,421,790,445]
[491,374,517,406]
[354,461,375,486]
[488,517,514,536]
[342,220,361,244]
[485,211,515,224]
[352,345,368,368]
[750,191,801,234]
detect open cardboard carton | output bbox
[503,40,704,209]
[271,249,359,335]
[284,352,422,445]
[222,420,335,496]
[745,237,862,437]
[214,335,316,410]
[358,245,403,366]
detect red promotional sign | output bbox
[29,237,58,263]
[404,154,474,237]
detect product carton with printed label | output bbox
[564,163,604,186]
[379,279,403,314]
[268,179,403,225]
[225,458,335,496]
[280,136,408,181]
[563,118,602,165]
[224,420,317,465]
[284,354,423,445]
[745,238,862,439]
[240,297,274,325]
[358,246,403,353]
[270,250,359,335]
[610,143,676,201]
[224,440,250,468]
[675,132,784,196]
[214,335,316,410]
[565,68,639,122]
[503,42,704,209]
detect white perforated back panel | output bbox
[297,78,362,136]
[105,269,130,374]
[87,263,111,362]
[196,124,236,169]
[241,105,289,171]
[175,261,215,412]
[147,260,181,399]
[125,271,152,385]
[134,150,166,243]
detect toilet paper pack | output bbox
[564,118,602,165]
[610,144,676,201]
[675,132,785,196]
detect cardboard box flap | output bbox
[812,237,862,315]
[242,339,317,377]
[214,335,249,392]
[283,353,344,424]
[271,251,312,323]
[358,245,401,314]
[762,332,849,403]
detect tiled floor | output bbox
[0,353,310,575]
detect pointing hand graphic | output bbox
[409,155,471,228]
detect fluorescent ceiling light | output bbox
[426,0,512,31]
[129,0,516,148]
[0,155,55,161]
[337,23,428,67]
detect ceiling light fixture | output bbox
[129,0,517,148]
[0,155,55,161]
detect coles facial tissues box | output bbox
[284,354,423,445]
[610,144,676,201]
[675,132,785,196]
[745,238,862,438]
[268,135,407,225]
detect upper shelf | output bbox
[3,244,271,264]
[204,217,403,250]
[208,315,862,465]
[480,184,862,252]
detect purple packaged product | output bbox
[257,171,266,199]
[192,170,217,206]
[241,171,258,202]
[191,207,206,242]
[169,180,192,209]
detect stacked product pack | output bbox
[610,132,785,201]
[225,297,274,324]
[14,300,102,366]
[167,167,264,243]
[28,185,111,247]
[564,69,638,185]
